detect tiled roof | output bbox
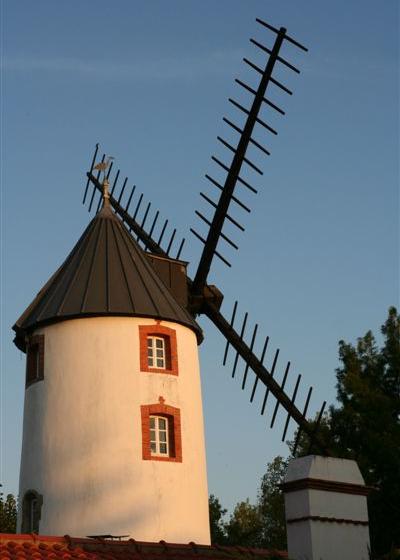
[0,534,287,560]
[13,205,202,351]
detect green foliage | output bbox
[0,486,17,533]
[293,307,400,556]
[225,499,264,547]
[209,456,287,549]
[258,456,287,549]
[208,494,227,544]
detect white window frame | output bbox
[147,336,166,369]
[149,415,169,456]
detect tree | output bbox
[294,307,400,557]
[209,494,227,544]
[258,456,287,550]
[0,487,17,533]
[209,457,288,549]
[225,499,263,547]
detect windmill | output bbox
[12,15,332,544]
[82,18,328,456]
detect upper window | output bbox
[147,336,167,369]
[26,335,44,387]
[150,415,169,456]
[139,325,178,376]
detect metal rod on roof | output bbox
[242,323,258,389]
[223,301,238,366]
[249,137,271,156]
[293,386,313,455]
[205,175,251,213]
[132,194,143,220]
[260,348,279,415]
[237,175,258,194]
[148,210,160,239]
[176,238,185,260]
[270,76,293,95]
[117,177,127,204]
[235,79,285,115]
[217,136,263,175]
[250,335,269,402]
[250,38,300,73]
[137,203,151,242]
[125,185,136,212]
[110,170,121,198]
[83,143,99,204]
[281,373,302,441]
[140,202,151,228]
[158,219,168,246]
[307,401,327,454]
[270,361,291,428]
[210,157,259,194]
[255,18,308,52]
[231,312,248,378]
[223,116,243,135]
[166,229,176,255]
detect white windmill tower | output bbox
[13,162,210,543]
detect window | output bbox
[21,490,43,533]
[141,401,182,462]
[150,415,169,456]
[139,325,178,375]
[26,335,44,387]
[147,336,166,369]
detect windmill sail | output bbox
[204,299,328,455]
[191,20,307,297]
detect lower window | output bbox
[150,415,169,456]
[141,402,182,462]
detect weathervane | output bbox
[93,155,114,205]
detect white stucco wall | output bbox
[18,317,210,544]
[284,455,370,560]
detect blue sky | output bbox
[1,0,398,517]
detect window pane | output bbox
[158,418,166,429]
[159,431,167,442]
[156,349,164,358]
[150,417,155,428]
[150,442,156,453]
[150,430,156,442]
[156,359,164,368]
[147,338,153,348]
[160,443,167,454]
[156,339,164,349]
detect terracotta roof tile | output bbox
[0,535,287,560]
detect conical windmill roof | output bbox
[13,205,202,350]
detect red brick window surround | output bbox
[26,335,44,387]
[139,324,178,376]
[141,401,182,463]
